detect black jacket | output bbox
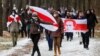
[86,13,98,28]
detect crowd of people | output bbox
[7,6,98,56]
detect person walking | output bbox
[85,9,98,38]
[77,11,84,45]
[20,8,29,38]
[78,11,90,50]
[30,11,52,56]
[45,29,53,51]
[51,11,64,56]
[7,10,22,46]
[90,9,98,37]
[65,12,73,41]
[29,12,42,56]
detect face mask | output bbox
[32,17,38,21]
[87,11,90,14]
[12,12,15,16]
[53,14,58,17]
[27,10,31,14]
[32,14,37,17]
[70,12,73,15]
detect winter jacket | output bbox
[51,17,64,37]
[86,13,98,28]
[30,17,42,34]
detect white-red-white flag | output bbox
[29,6,58,31]
[7,15,22,27]
[63,19,88,32]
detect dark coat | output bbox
[30,17,42,34]
[86,13,98,28]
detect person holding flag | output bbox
[77,11,90,50]
[51,11,64,56]
[65,11,74,41]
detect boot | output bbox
[85,45,89,50]
[38,54,41,56]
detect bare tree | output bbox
[2,0,8,30]
[0,0,100,36]
[0,0,2,36]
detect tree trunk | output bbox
[83,0,86,11]
[2,0,8,30]
[0,0,2,36]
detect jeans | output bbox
[46,33,53,50]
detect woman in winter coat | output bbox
[30,12,53,56]
[30,12,42,56]
[51,11,64,56]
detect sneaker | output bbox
[38,54,41,56]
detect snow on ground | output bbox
[0,38,31,56]
[0,33,100,56]
[24,37,100,56]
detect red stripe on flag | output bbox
[31,9,55,24]
[53,23,59,27]
[75,24,87,30]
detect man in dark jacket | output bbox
[20,9,28,38]
[86,9,98,38]
[78,11,90,50]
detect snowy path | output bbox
[0,33,100,56]
[25,37,100,56]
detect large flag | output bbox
[63,19,88,32]
[29,6,58,31]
